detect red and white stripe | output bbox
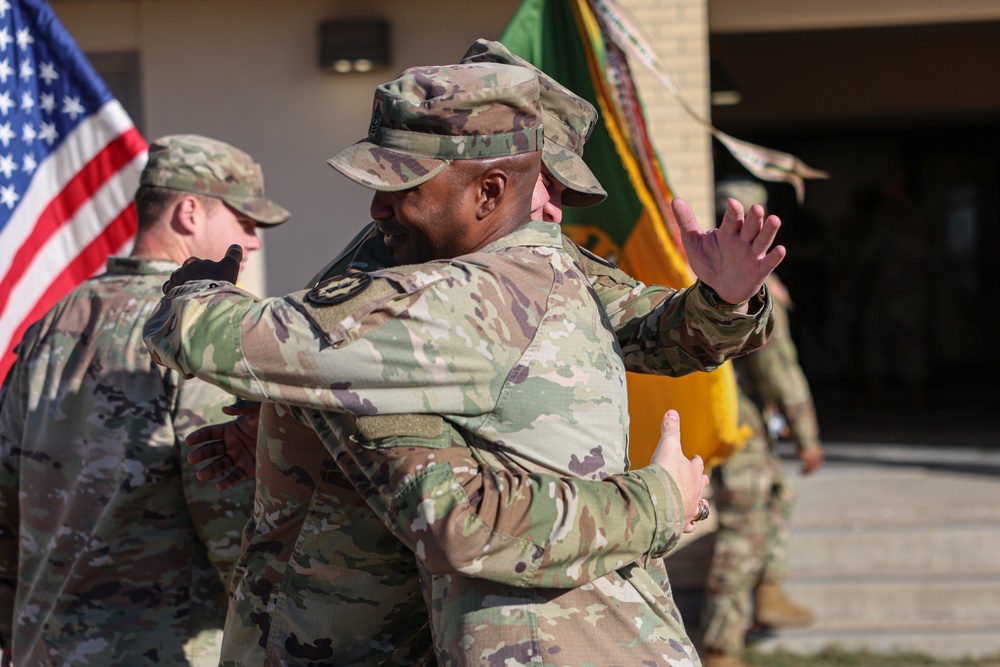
[0,99,147,380]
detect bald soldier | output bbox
[0,135,289,665]
[146,62,782,666]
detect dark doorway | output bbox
[710,22,1000,446]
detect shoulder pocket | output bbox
[283,274,404,347]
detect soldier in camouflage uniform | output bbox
[700,181,824,667]
[180,47,628,665]
[0,135,289,666]
[146,63,783,666]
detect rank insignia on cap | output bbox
[307,273,373,305]
[368,101,383,137]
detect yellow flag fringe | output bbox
[569,0,749,467]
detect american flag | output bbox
[0,0,147,380]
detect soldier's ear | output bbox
[172,195,200,235]
[476,168,508,219]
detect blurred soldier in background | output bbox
[0,135,289,666]
[700,178,825,667]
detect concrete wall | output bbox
[51,0,714,295]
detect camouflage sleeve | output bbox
[0,394,19,649]
[561,239,774,375]
[739,298,821,450]
[0,335,32,648]
[142,267,532,417]
[304,410,686,589]
[322,233,773,378]
[172,375,253,587]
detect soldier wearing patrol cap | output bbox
[462,37,607,212]
[0,134,288,666]
[700,179,823,667]
[139,133,290,230]
[148,58,782,666]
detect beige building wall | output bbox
[70,0,1000,295]
[50,0,1000,295]
[625,0,714,230]
[53,0,725,295]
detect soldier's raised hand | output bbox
[673,197,785,310]
[162,244,243,294]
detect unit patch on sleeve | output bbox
[307,273,373,305]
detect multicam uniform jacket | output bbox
[702,279,818,654]
[315,222,772,378]
[144,220,771,666]
[0,258,252,666]
[735,282,820,452]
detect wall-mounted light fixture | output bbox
[319,20,390,74]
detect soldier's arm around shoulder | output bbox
[144,263,529,418]
[304,411,687,590]
[563,236,774,376]
[142,272,418,407]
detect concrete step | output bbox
[790,465,1000,530]
[671,575,1000,651]
[784,573,1000,623]
[787,524,1000,576]
[667,442,1000,661]
[751,620,1000,660]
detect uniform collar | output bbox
[478,219,562,254]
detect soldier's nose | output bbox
[370,192,392,221]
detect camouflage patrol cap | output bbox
[461,39,607,208]
[328,63,544,191]
[140,134,290,227]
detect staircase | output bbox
[667,442,1000,661]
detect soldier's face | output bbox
[530,172,550,222]
[539,167,565,223]
[370,168,479,264]
[191,199,261,273]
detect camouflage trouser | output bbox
[699,395,796,654]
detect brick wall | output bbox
[620,0,715,229]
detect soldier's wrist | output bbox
[698,281,752,310]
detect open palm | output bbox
[673,197,785,306]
